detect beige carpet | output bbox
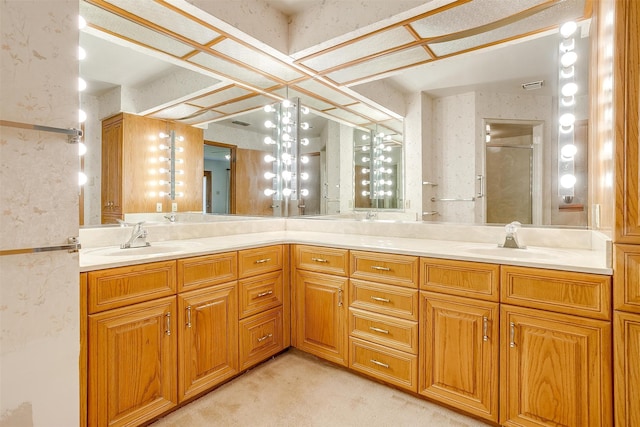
[150,349,491,427]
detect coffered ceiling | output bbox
[80,0,591,134]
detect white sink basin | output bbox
[84,241,201,257]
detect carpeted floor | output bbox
[150,349,491,427]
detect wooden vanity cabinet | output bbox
[419,258,500,422]
[500,266,612,427]
[292,245,349,366]
[101,115,123,224]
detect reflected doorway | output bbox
[204,141,236,214]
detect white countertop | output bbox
[79,230,612,275]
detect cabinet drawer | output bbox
[349,337,417,392]
[239,307,284,370]
[351,250,418,288]
[239,271,283,319]
[238,245,283,278]
[501,266,612,320]
[421,258,499,301]
[349,308,418,354]
[349,279,418,321]
[87,261,176,313]
[614,244,640,313]
[177,252,237,292]
[294,245,348,276]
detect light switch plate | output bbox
[172,202,178,212]
[156,202,162,212]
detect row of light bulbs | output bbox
[148,131,185,199]
[360,132,395,199]
[78,15,88,186]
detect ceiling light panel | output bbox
[300,27,416,72]
[81,2,194,57]
[427,0,587,57]
[189,86,254,108]
[213,95,276,114]
[189,52,278,89]
[148,103,202,120]
[212,39,305,83]
[105,0,221,45]
[326,47,430,84]
[294,80,356,106]
[347,103,393,123]
[410,0,545,39]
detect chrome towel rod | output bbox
[0,120,82,144]
[431,197,476,202]
[0,237,81,256]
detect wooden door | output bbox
[101,115,123,223]
[178,284,238,402]
[614,311,640,427]
[88,297,177,427]
[420,292,499,422]
[500,305,612,427]
[294,270,348,366]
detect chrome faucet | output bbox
[164,213,176,223]
[366,210,378,220]
[500,221,526,249]
[121,222,150,249]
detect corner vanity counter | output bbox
[79,218,613,427]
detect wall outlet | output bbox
[172,202,178,212]
[156,202,162,212]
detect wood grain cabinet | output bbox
[614,311,640,426]
[348,251,419,392]
[419,258,500,423]
[293,245,349,366]
[500,266,612,427]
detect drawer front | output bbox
[239,307,284,370]
[239,271,283,319]
[350,279,419,321]
[421,258,499,301]
[501,266,612,320]
[238,245,283,278]
[349,337,418,392]
[177,252,237,292]
[88,261,176,313]
[351,250,418,288]
[294,245,348,276]
[349,308,418,354]
[615,244,640,313]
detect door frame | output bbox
[204,140,236,214]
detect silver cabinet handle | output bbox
[369,326,389,334]
[256,290,273,298]
[311,257,328,263]
[510,322,516,347]
[371,266,391,271]
[257,333,273,342]
[370,359,389,369]
[255,258,271,264]
[338,288,343,307]
[165,312,171,336]
[186,306,192,328]
[483,316,488,342]
[370,296,390,303]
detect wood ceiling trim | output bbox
[404,23,436,59]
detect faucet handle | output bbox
[505,221,522,234]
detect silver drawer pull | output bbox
[256,290,273,298]
[369,326,389,334]
[370,359,389,369]
[255,258,271,264]
[311,257,328,263]
[371,266,391,271]
[257,333,273,342]
[370,296,390,303]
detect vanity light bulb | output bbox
[176,192,184,198]
[282,116,290,125]
[300,138,309,146]
[301,106,309,114]
[385,180,393,185]
[385,146,392,152]
[362,168,370,174]
[362,180,370,185]
[264,105,274,113]
[264,189,276,196]
[560,21,577,38]
[300,122,310,130]
[159,156,169,162]
[362,145,370,152]
[264,136,274,145]
[385,168,392,174]
[282,170,292,181]
[362,190,370,196]
[362,156,370,162]
[159,191,166,197]
[561,144,578,159]
[385,190,393,196]
[264,154,276,163]
[300,156,309,164]
[282,133,290,142]
[264,120,275,129]
[159,168,168,174]
[361,134,369,140]
[561,51,578,68]
[560,174,577,189]
[281,153,292,164]
[175,170,184,175]
[178,136,184,142]
[175,147,184,153]
[78,142,87,156]
[78,171,87,186]
[282,99,291,108]
[175,181,184,186]
[300,172,309,180]
[300,189,309,197]
[79,109,87,123]
[282,188,292,197]
[159,144,169,150]
[561,82,578,97]
[385,157,392,163]
[78,77,87,92]
[159,179,168,185]
[264,172,276,180]
[559,113,575,127]
[159,132,168,139]
[78,46,86,61]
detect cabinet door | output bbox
[101,116,123,224]
[178,284,238,403]
[420,292,499,423]
[88,296,177,427]
[614,311,640,427]
[500,305,612,427]
[294,270,348,366]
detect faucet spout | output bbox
[121,222,150,249]
[500,221,526,249]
